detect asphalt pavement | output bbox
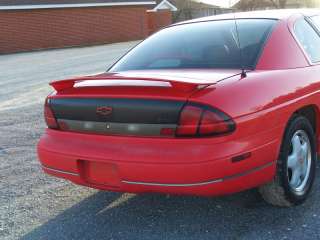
[1,42,320,240]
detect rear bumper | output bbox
[37,128,280,196]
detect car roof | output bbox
[173,8,320,26]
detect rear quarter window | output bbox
[294,18,320,63]
[311,15,320,31]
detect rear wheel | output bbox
[259,115,316,207]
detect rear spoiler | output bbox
[50,76,210,93]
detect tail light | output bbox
[44,98,59,129]
[176,103,235,137]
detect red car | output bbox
[38,9,320,207]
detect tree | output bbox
[235,0,315,11]
[235,0,272,11]
[172,0,193,22]
[269,0,287,8]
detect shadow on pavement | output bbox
[21,187,317,240]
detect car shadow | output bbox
[21,181,319,240]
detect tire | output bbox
[259,114,316,207]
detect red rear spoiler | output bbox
[50,76,210,93]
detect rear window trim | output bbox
[308,15,320,36]
[294,16,320,65]
[108,18,279,72]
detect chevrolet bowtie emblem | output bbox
[96,106,113,116]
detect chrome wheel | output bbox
[259,115,316,207]
[287,130,312,194]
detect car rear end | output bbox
[38,72,277,196]
[38,17,280,196]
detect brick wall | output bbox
[147,10,172,35]
[0,6,150,54]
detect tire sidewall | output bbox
[279,115,316,205]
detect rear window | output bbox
[110,19,277,72]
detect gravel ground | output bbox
[1,42,320,240]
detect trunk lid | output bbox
[48,70,241,137]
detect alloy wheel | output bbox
[287,130,312,195]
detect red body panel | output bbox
[37,10,320,196]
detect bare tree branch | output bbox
[279,0,287,8]
[269,0,280,8]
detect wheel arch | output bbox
[292,104,320,154]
